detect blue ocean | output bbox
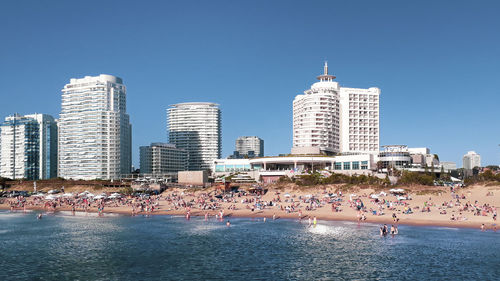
[0,210,498,280]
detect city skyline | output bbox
[1,1,499,167]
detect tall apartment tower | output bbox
[235,136,264,157]
[463,151,481,170]
[167,102,221,171]
[293,63,380,155]
[0,113,57,180]
[58,74,132,180]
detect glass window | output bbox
[215,165,225,172]
[334,162,342,170]
[352,161,360,170]
[343,162,351,170]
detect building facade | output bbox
[25,114,58,179]
[0,113,57,180]
[139,143,188,174]
[293,62,380,155]
[293,62,340,154]
[167,102,221,171]
[235,136,264,158]
[58,74,132,180]
[463,151,481,170]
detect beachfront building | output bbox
[234,136,264,158]
[139,143,188,174]
[58,74,132,180]
[167,102,221,171]
[378,145,411,169]
[213,154,374,183]
[463,151,481,170]
[0,113,57,180]
[293,62,340,155]
[292,62,380,155]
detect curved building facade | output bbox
[167,102,221,171]
[293,62,340,154]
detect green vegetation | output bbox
[398,171,434,186]
[464,170,500,185]
[294,173,389,187]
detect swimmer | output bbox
[226,220,231,227]
[390,225,396,236]
[481,224,485,232]
[263,217,266,222]
[273,214,276,220]
[37,213,42,220]
[379,227,384,236]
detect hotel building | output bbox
[139,143,188,174]
[58,74,132,180]
[0,113,57,180]
[235,136,264,158]
[293,62,380,155]
[463,151,481,170]
[167,102,221,171]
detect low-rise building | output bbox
[139,143,187,175]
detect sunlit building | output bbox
[58,74,132,180]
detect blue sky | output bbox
[1,0,499,167]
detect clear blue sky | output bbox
[1,0,499,168]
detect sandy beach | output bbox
[1,183,498,230]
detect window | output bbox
[352,161,360,170]
[334,162,342,170]
[343,162,351,170]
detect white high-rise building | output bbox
[293,62,340,154]
[293,63,380,155]
[1,114,39,180]
[58,74,132,180]
[167,102,221,171]
[235,136,264,157]
[0,113,57,180]
[339,86,380,153]
[463,151,481,170]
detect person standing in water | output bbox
[313,216,317,227]
[205,212,208,221]
[226,220,231,227]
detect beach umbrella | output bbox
[284,193,291,197]
[370,194,379,199]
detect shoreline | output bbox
[1,205,493,230]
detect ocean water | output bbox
[0,210,498,280]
